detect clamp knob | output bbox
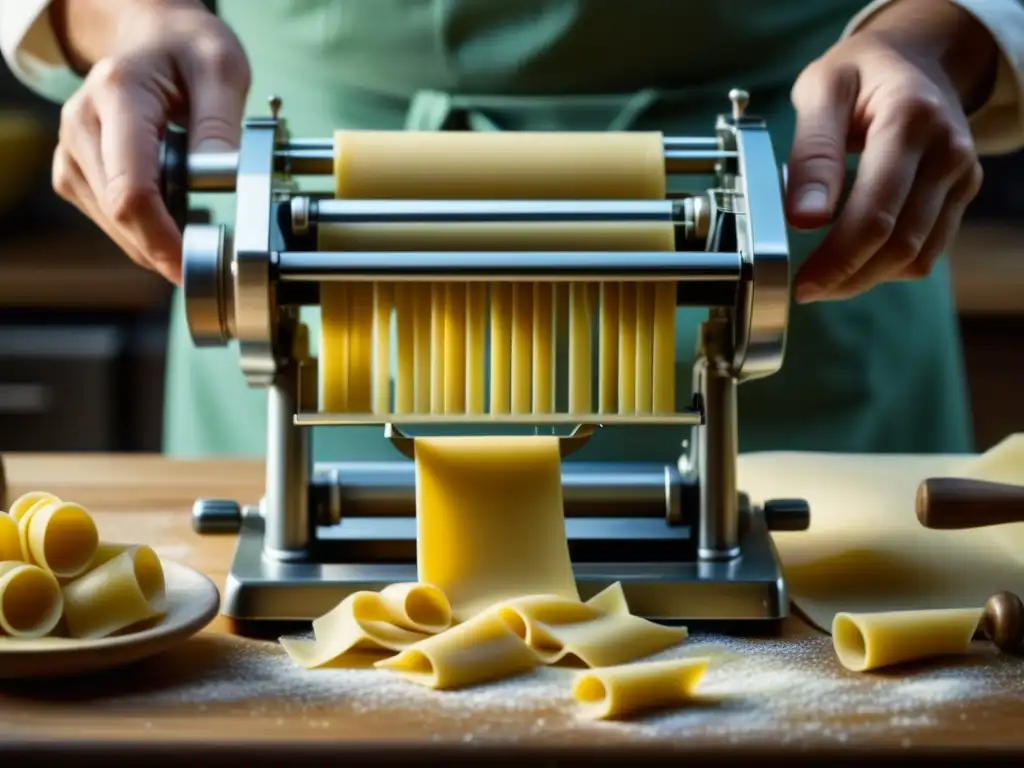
[763,498,811,531]
[983,591,1024,654]
[192,498,243,534]
[160,123,189,232]
[728,88,750,120]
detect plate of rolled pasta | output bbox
[0,491,220,679]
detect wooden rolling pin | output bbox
[916,477,1024,530]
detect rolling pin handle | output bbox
[192,498,243,534]
[916,477,1024,530]
[763,498,811,532]
[161,123,189,232]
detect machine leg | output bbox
[263,358,312,561]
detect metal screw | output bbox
[728,88,749,120]
[268,95,283,119]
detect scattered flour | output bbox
[10,631,1024,745]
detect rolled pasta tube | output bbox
[62,545,166,639]
[7,491,60,522]
[832,607,984,672]
[19,500,99,579]
[0,513,20,562]
[0,561,63,638]
[375,610,539,690]
[283,583,452,669]
[88,542,132,571]
[573,656,710,720]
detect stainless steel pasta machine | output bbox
[162,89,810,632]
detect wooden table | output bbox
[0,454,1021,766]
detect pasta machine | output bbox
[163,89,811,632]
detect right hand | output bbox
[53,0,250,284]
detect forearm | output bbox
[858,0,999,111]
[50,0,205,72]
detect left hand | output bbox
[785,0,997,303]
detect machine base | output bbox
[218,507,789,634]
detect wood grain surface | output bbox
[0,453,1021,767]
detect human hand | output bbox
[51,0,250,284]
[785,0,997,303]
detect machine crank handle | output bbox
[915,477,1024,530]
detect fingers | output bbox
[180,36,249,152]
[787,63,859,229]
[828,138,969,298]
[795,96,936,302]
[90,62,183,281]
[895,163,983,281]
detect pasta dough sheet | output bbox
[333,130,667,200]
[743,438,1024,632]
[832,607,983,672]
[280,583,451,669]
[572,656,710,720]
[414,436,578,621]
[0,513,19,562]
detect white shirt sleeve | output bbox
[846,0,1024,155]
[0,0,82,103]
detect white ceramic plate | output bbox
[0,560,220,679]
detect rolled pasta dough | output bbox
[743,443,1024,632]
[62,545,166,639]
[0,513,19,562]
[19,500,98,579]
[573,656,710,720]
[415,436,579,620]
[832,607,983,672]
[375,609,539,690]
[280,582,451,669]
[0,561,63,639]
[7,491,59,522]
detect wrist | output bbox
[859,0,999,112]
[49,0,208,73]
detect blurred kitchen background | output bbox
[2,54,1024,454]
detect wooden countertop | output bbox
[0,453,1021,765]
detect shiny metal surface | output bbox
[218,506,786,625]
[305,461,685,522]
[312,199,675,224]
[277,250,742,282]
[295,412,702,427]
[233,118,279,386]
[192,498,243,534]
[181,224,233,346]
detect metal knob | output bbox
[728,88,750,120]
[983,591,1024,653]
[192,499,243,534]
[763,498,811,531]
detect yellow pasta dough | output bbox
[19,500,98,579]
[0,561,63,639]
[495,583,687,667]
[832,607,983,672]
[415,436,579,620]
[573,656,710,720]
[0,513,19,562]
[375,609,539,690]
[7,491,59,522]
[62,545,166,640]
[280,582,451,669]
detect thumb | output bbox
[786,64,859,230]
[182,50,249,153]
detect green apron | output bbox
[164,0,973,461]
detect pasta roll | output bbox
[0,512,20,562]
[88,542,132,570]
[283,583,452,669]
[832,607,984,672]
[573,656,710,720]
[0,561,63,638]
[375,610,539,690]
[19,500,99,579]
[7,491,60,522]
[62,545,166,639]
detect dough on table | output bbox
[415,435,579,621]
[0,561,63,638]
[375,609,540,690]
[280,582,451,669]
[494,583,687,667]
[572,656,710,720]
[832,607,983,672]
[743,439,1024,632]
